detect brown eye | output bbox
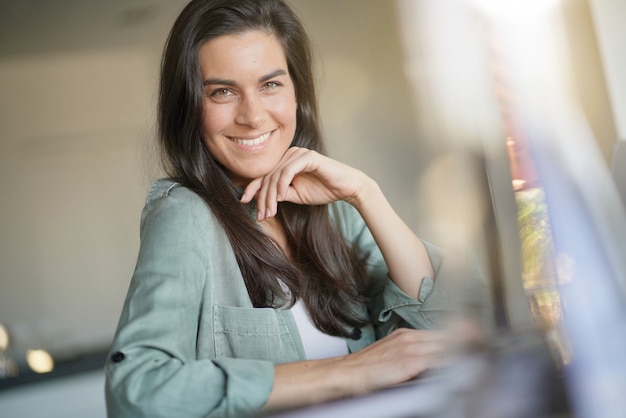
[262,81,281,90]
[211,88,232,97]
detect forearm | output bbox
[350,176,434,298]
[262,356,354,412]
[262,328,446,413]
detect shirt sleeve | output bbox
[330,201,492,338]
[105,182,274,418]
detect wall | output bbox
[0,47,161,357]
[2,0,623,416]
[0,0,431,382]
[562,0,619,163]
[588,0,626,144]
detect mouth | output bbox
[229,131,273,148]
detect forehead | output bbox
[198,31,288,77]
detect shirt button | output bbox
[350,328,362,340]
[111,352,126,363]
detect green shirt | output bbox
[105,179,489,418]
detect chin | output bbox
[244,165,276,179]
[231,169,272,186]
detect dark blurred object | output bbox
[265,328,571,418]
[0,349,107,391]
[435,331,571,418]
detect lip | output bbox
[228,130,274,151]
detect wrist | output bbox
[345,173,380,210]
[332,354,372,397]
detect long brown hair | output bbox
[157,0,369,337]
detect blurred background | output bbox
[0,0,624,417]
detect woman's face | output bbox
[199,31,298,187]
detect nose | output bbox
[235,94,267,128]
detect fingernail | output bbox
[266,208,272,218]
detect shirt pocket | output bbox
[213,305,301,363]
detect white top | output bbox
[290,299,349,360]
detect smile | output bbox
[230,131,272,147]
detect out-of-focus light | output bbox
[0,324,9,351]
[416,153,487,247]
[471,0,563,20]
[26,349,55,374]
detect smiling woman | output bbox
[103,1,491,417]
[199,31,298,186]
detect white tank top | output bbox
[290,299,349,360]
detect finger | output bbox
[406,350,447,379]
[254,147,298,219]
[374,329,452,367]
[263,174,279,219]
[256,172,281,221]
[256,154,300,219]
[269,149,321,208]
[385,328,450,344]
[240,177,263,204]
[354,329,448,363]
[282,183,301,204]
[271,147,303,201]
[275,148,315,202]
[354,345,445,391]
[385,339,449,381]
[258,148,313,218]
[391,334,448,357]
[255,177,270,221]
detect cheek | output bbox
[275,99,298,130]
[269,89,298,122]
[201,106,222,137]
[200,110,227,160]
[201,107,236,155]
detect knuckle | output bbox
[392,328,412,339]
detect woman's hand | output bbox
[240,147,372,220]
[242,146,434,297]
[242,146,434,307]
[336,328,448,393]
[264,328,449,411]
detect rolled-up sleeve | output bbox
[105,182,274,418]
[331,201,492,339]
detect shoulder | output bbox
[140,178,219,234]
[144,178,203,207]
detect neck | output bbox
[259,216,292,260]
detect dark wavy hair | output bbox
[157,0,369,337]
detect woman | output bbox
[105,0,489,416]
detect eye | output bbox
[210,88,234,98]
[261,81,281,90]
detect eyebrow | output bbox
[203,69,287,87]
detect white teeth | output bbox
[231,132,271,146]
